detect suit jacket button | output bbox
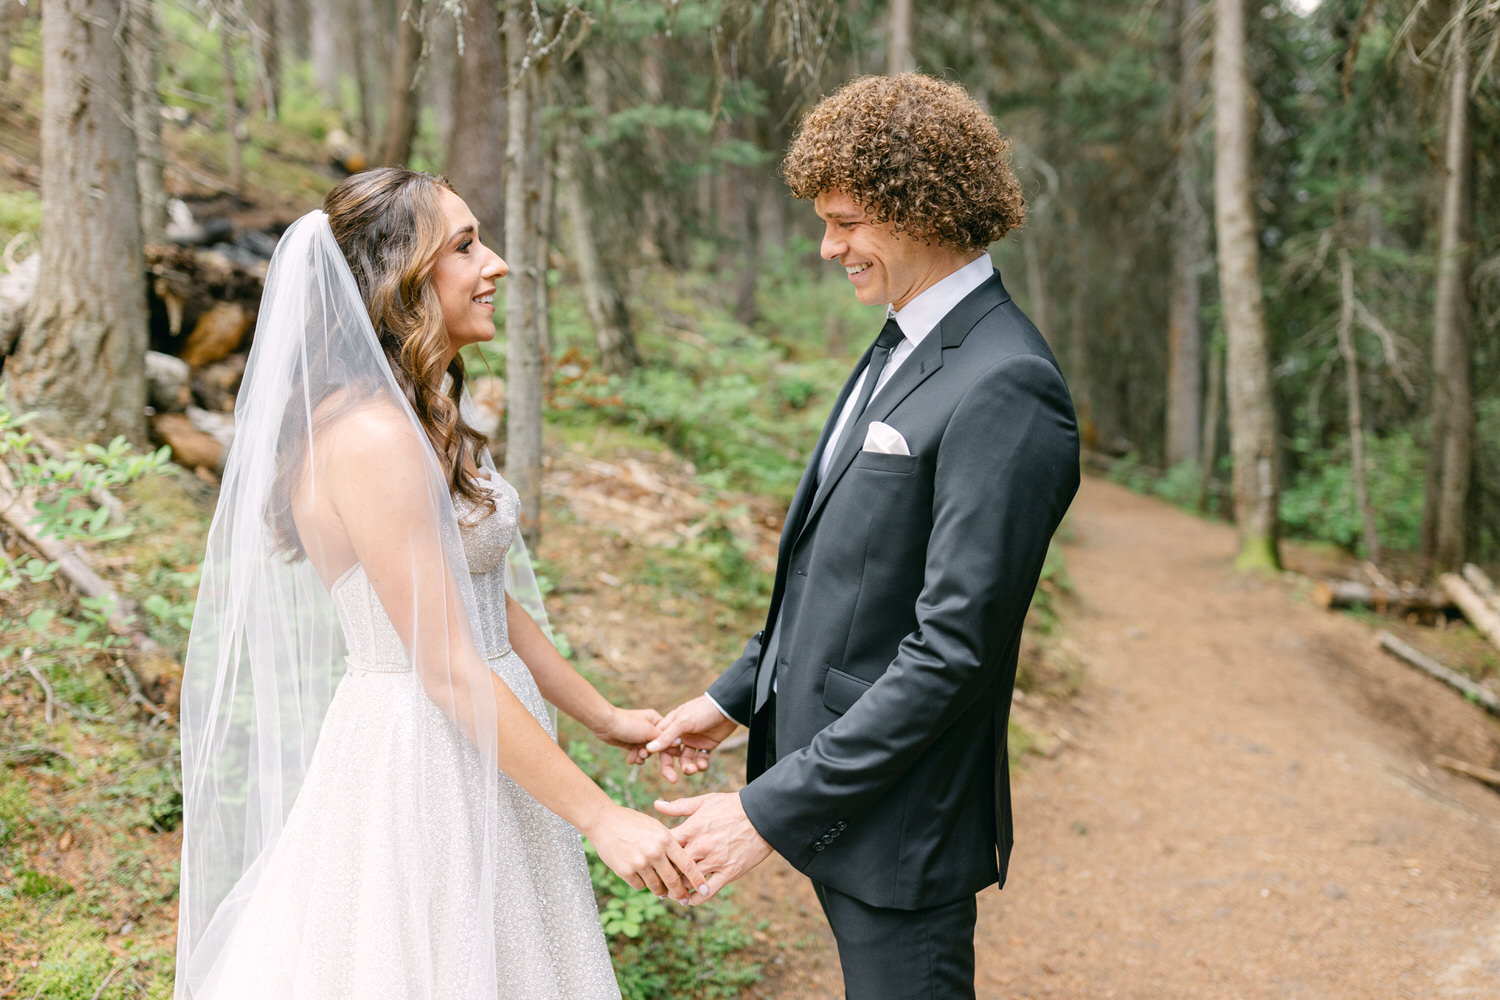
[813,843,825,852]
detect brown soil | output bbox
[553,470,1500,999]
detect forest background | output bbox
[0,0,1496,996]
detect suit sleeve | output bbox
[707,630,762,726]
[738,353,1080,868]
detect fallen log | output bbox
[1313,579,1454,617]
[145,243,265,357]
[1376,630,1500,716]
[1435,754,1500,791]
[151,412,226,474]
[1461,563,1500,610]
[1438,573,1500,652]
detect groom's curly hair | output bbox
[782,73,1025,253]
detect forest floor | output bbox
[542,449,1500,999]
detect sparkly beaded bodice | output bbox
[330,468,520,670]
[459,469,519,663]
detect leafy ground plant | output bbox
[1,407,190,999]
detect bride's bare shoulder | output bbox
[317,397,430,469]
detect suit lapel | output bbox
[798,271,1012,536]
[758,338,877,634]
[780,339,873,551]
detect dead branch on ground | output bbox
[1436,754,1500,791]
[1376,630,1500,716]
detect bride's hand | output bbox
[583,805,709,902]
[592,707,664,765]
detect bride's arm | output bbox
[505,595,663,761]
[324,413,706,900]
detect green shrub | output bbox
[1280,431,1424,554]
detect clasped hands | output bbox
[594,697,772,906]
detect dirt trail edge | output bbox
[742,476,1500,999]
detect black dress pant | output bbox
[812,880,978,1000]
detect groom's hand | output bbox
[655,792,771,903]
[646,696,739,783]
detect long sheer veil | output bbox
[174,210,546,997]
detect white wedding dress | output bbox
[193,470,620,999]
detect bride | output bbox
[174,168,707,999]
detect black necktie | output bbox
[847,317,905,423]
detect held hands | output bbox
[596,698,766,903]
[644,695,740,783]
[583,803,710,903]
[654,792,772,904]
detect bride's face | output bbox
[432,188,507,361]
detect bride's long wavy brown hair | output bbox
[269,168,495,557]
[325,167,494,500]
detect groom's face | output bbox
[814,189,954,312]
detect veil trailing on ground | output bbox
[174,210,551,998]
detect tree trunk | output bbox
[731,149,760,326]
[887,0,914,74]
[1022,234,1049,345]
[1166,0,1207,468]
[351,0,383,149]
[1064,204,1093,452]
[1335,248,1380,563]
[423,8,455,158]
[557,118,639,376]
[218,8,244,201]
[1422,14,1474,572]
[126,0,167,247]
[255,0,281,117]
[444,0,506,241]
[504,0,547,549]
[279,0,307,63]
[638,39,679,267]
[1212,0,1280,571]
[0,0,23,81]
[380,0,423,166]
[1196,331,1224,513]
[7,0,147,444]
[534,127,555,361]
[310,0,342,101]
[757,166,787,257]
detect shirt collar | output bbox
[888,253,993,346]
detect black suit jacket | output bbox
[708,270,1079,910]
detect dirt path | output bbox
[737,476,1500,999]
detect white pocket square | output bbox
[862,421,910,456]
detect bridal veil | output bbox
[174,210,554,997]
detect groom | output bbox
[649,73,1079,999]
